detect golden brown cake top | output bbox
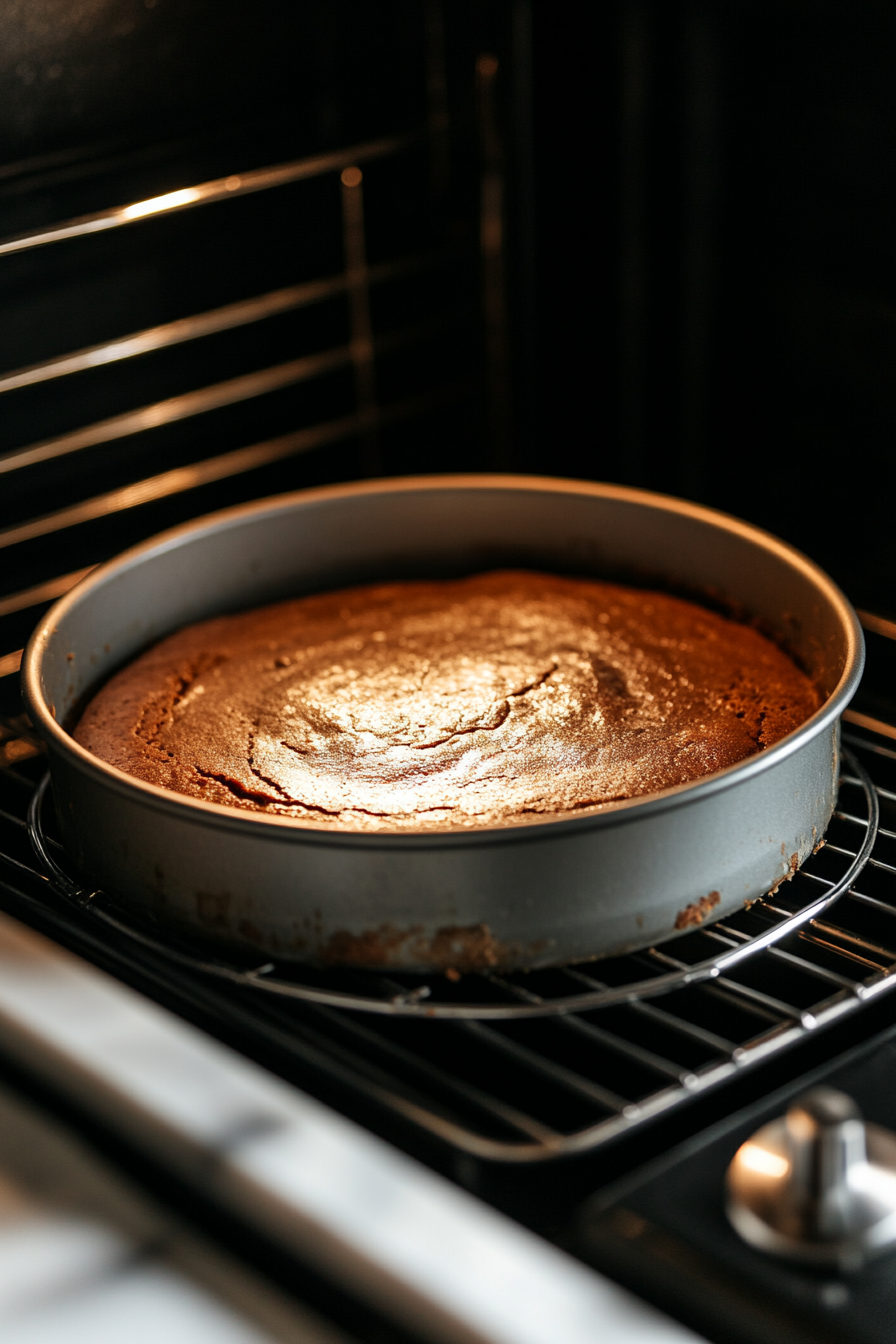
[74,571,821,830]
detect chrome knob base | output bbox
[726,1088,896,1271]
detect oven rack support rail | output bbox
[0,124,475,688]
[27,750,877,1021]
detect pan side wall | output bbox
[48,725,836,973]
[26,479,855,972]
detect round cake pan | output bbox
[22,476,863,973]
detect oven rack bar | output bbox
[0,130,424,258]
[0,362,470,678]
[0,309,466,482]
[0,739,888,1163]
[0,570,96,621]
[0,378,471,682]
[0,128,480,664]
[0,248,456,397]
[0,381,467,561]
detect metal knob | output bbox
[726,1087,896,1270]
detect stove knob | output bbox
[726,1087,896,1270]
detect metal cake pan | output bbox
[22,475,864,973]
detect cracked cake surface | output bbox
[73,570,821,831]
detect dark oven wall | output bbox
[0,0,530,715]
[533,1,896,621]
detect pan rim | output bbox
[22,473,864,850]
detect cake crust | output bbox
[73,571,821,831]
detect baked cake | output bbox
[74,571,821,830]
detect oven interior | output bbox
[4,4,896,1341]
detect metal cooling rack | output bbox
[3,732,896,1160]
[24,750,877,1020]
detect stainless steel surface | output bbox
[726,1086,896,1269]
[23,475,864,973]
[0,1078,337,1343]
[0,911,703,1344]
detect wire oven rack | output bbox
[3,726,896,1163]
[23,751,879,1020]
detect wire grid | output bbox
[23,750,877,1023]
[2,737,894,1161]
